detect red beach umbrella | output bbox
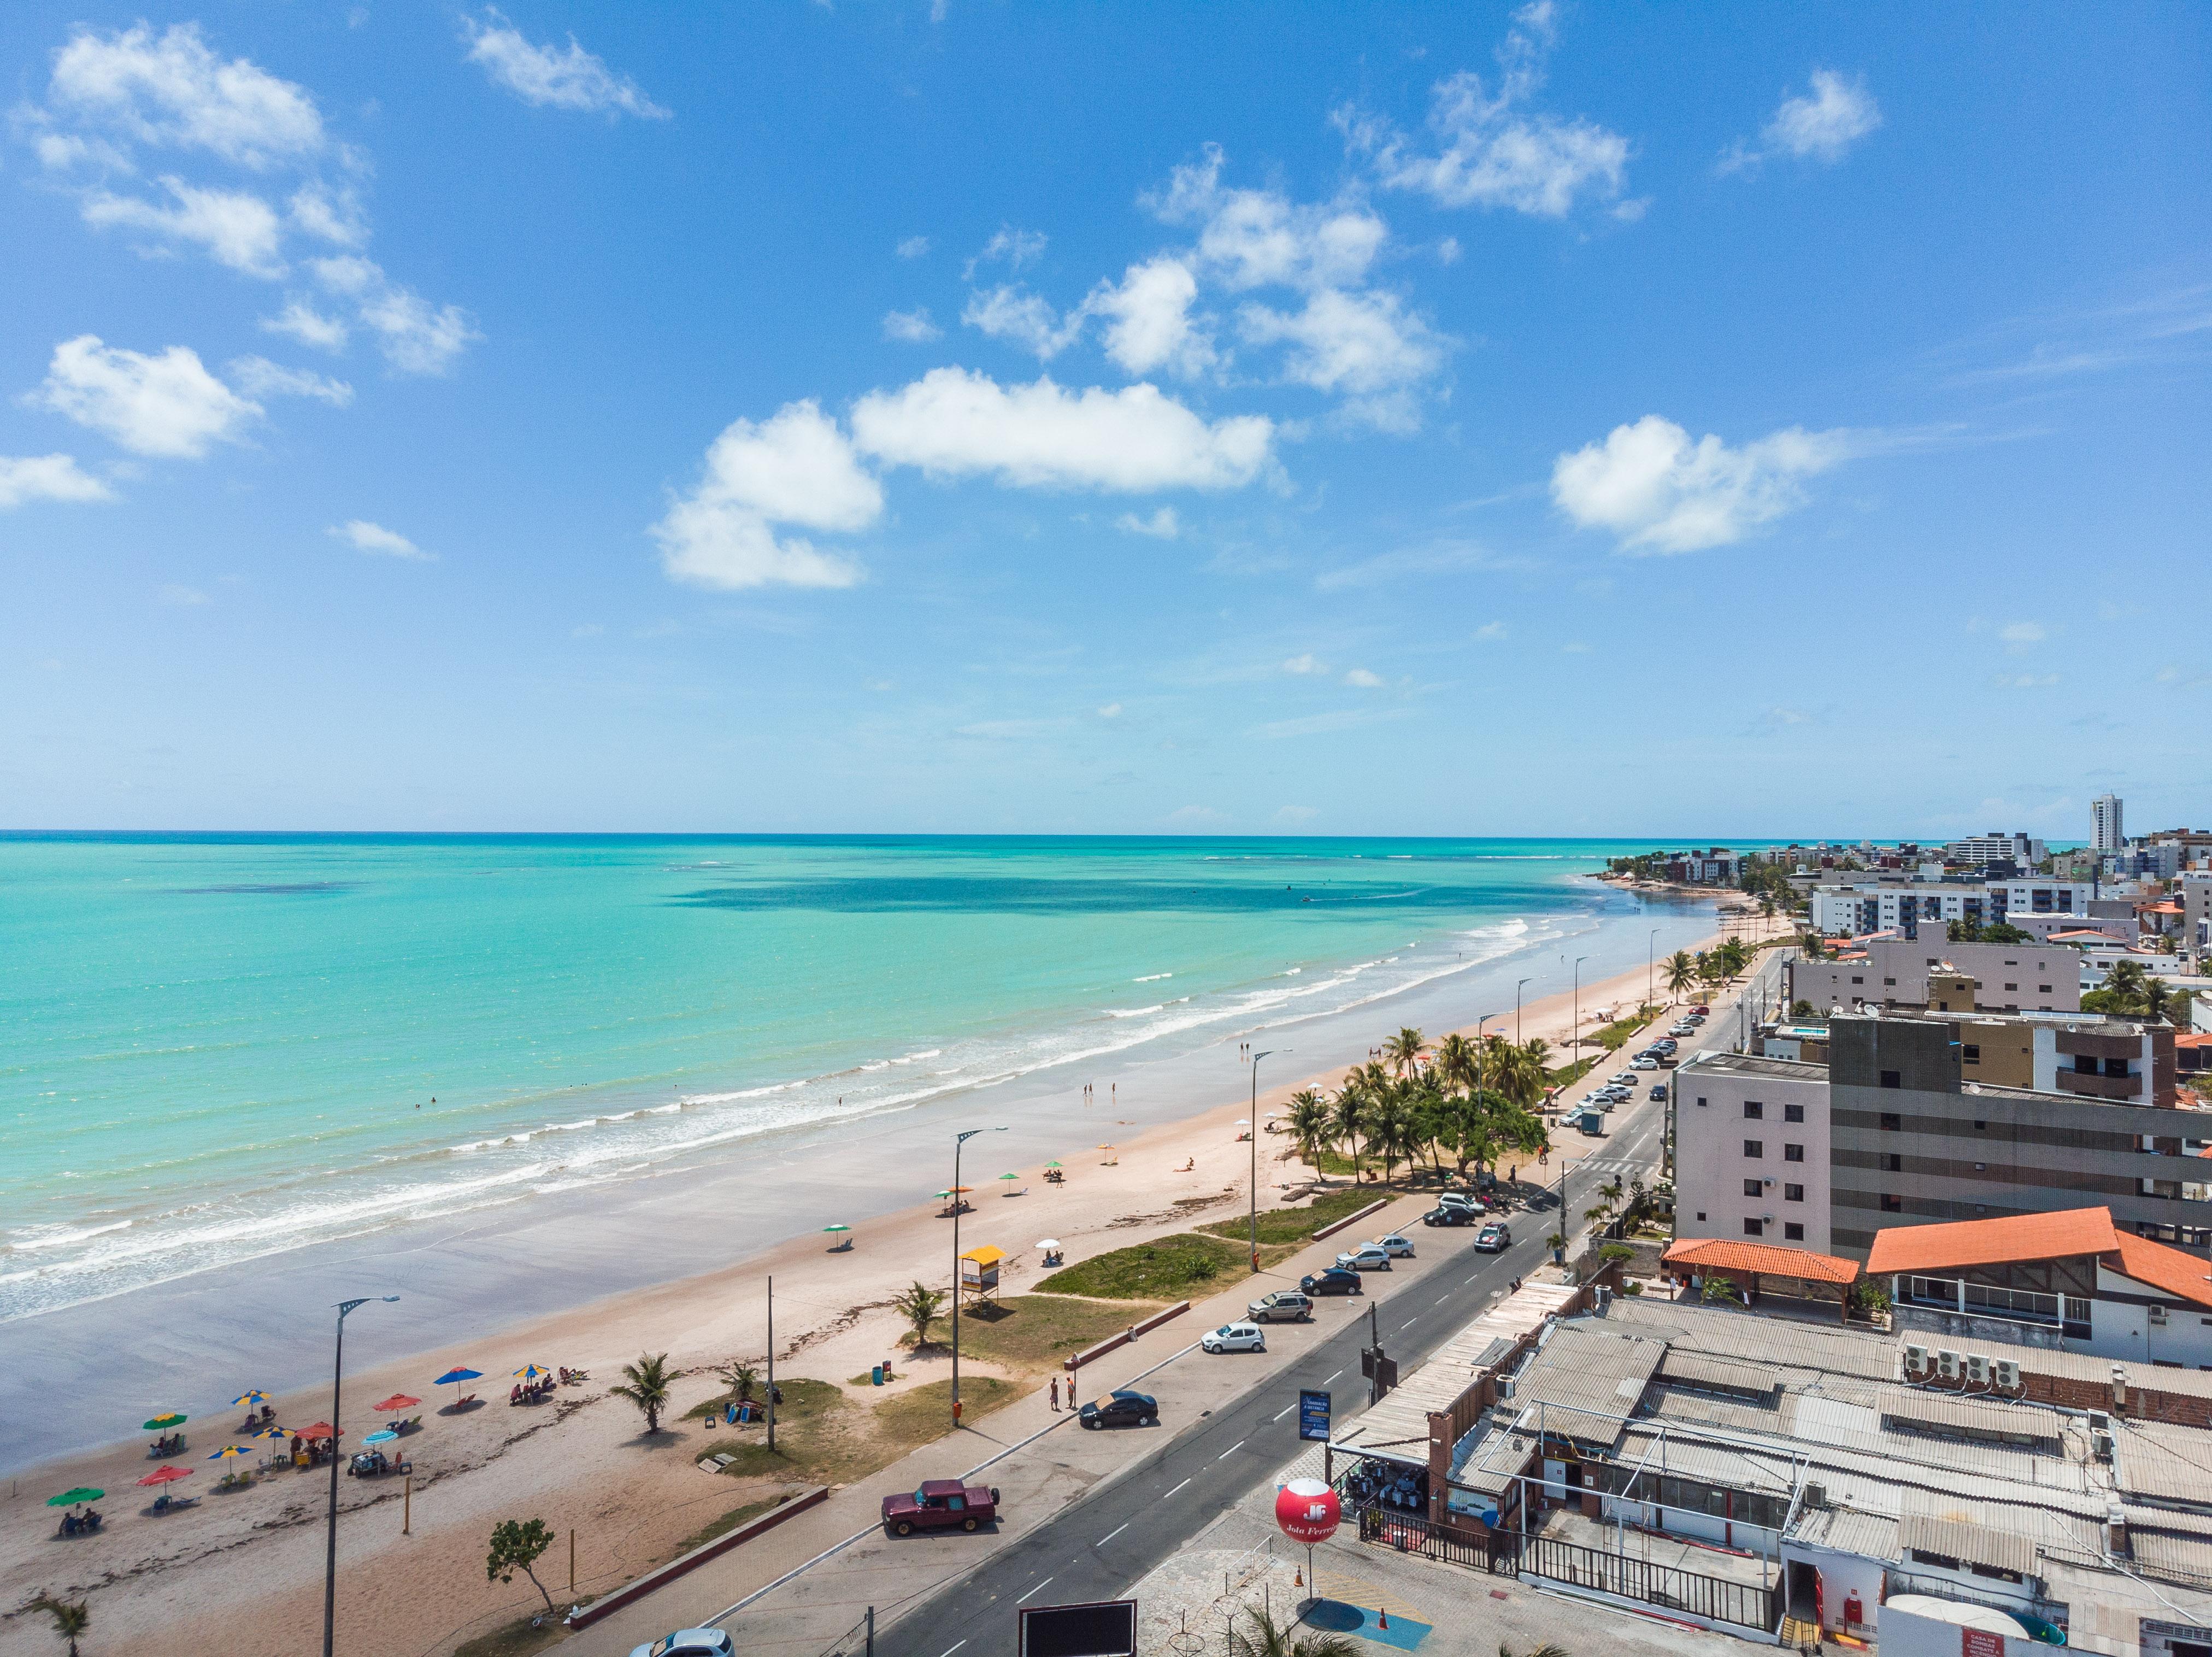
[299,1423,341,1441]
[137,1464,194,1486]
[371,1395,420,1413]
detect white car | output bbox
[632,1632,734,1657]
[1376,1233,1416,1258]
[1631,1056,1659,1070]
[1202,1321,1267,1354]
[1336,1243,1393,1272]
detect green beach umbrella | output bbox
[1045,1161,1062,1168]
[822,1223,850,1233]
[143,1413,187,1431]
[48,1487,103,1506]
[998,1172,1020,1181]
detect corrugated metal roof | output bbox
[1791,1505,1901,1559]
[2131,1529,2212,1590]
[1601,1297,1899,1380]
[2116,1423,2212,1505]
[1658,1351,1784,1396]
[1509,1323,1665,1446]
[1882,1392,2065,1450]
[1332,1279,1576,1459]
[1898,1513,2040,1577]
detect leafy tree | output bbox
[1701,1274,1740,1303]
[2105,959,2150,1013]
[1432,1032,1478,1096]
[487,1517,558,1614]
[2144,977,2175,1023]
[1501,1643,1572,1657]
[1366,1085,1421,1183]
[609,1352,673,1433]
[29,1594,90,1657]
[893,1280,946,1349]
[1231,1605,1360,1657]
[714,1359,759,1406]
[1790,1000,1817,1019]
[1664,950,1697,1000]
[1982,922,2032,944]
[1331,1075,1368,1181]
[1285,1089,1333,1169]
[1384,1026,1428,1080]
[1717,937,1750,977]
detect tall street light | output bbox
[1248,1051,1281,1272]
[325,1294,398,1657]
[1648,930,1660,1012]
[1572,956,1590,1080]
[950,1125,1004,1428]
[1515,978,1532,1046]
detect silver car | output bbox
[632,1632,734,1657]
[1336,1243,1393,1271]
[1375,1232,1416,1258]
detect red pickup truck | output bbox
[882,1478,999,1536]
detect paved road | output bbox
[880,1095,1673,1657]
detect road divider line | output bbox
[1322,1368,1343,1385]
[1097,1522,1129,1547]
[1271,1402,1297,1422]
[1164,1477,1191,1499]
[1015,1578,1053,1605]
[939,1642,968,1657]
[1217,1439,1246,1460]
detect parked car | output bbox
[1474,1222,1512,1251]
[1202,1321,1267,1354]
[881,1479,1001,1537]
[1611,1072,1638,1088]
[1423,1204,1479,1227]
[1688,1013,1707,1025]
[1249,1289,1314,1321]
[1376,1233,1416,1258]
[1079,1389,1158,1429]
[1669,1023,1695,1037]
[1631,1056,1658,1070]
[1301,1266,1364,1296]
[1336,1243,1393,1272]
[1650,1084,1668,1102]
[1437,1189,1484,1209]
[1690,1005,1709,1016]
[632,1631,736,1657]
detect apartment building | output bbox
[2093,792,2125,853]
[2002,877,2099,915]
[1944,830,2048,866]
[1807,883,2000,938]
[1786,936,2082,1013]
[1676,1014,2197,1261]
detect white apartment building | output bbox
[2000,877,2098,915]
[1787,938,2082,1014]
[1670,1051,1834,1253]
[2093,792,2125,853]
[1807,883,1999,938]
[1944,831,2048,866]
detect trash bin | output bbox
[870,1365,884,1386]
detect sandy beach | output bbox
[0,906,1768,1657]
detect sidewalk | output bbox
[569,1189,1450,1656]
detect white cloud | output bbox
[1086,257,1215,377]
[312,260,478,374]
[1723,69,1881,173]
[229,355,352,406]
[963,226,1048,280]
[1281,654,1326,675]
[1097,703,1122,718]
[0,454,113,509]
[1237,287,1445,428]
[289,183,367,247]
[850,369,1274,492]
[328,519,431,560]
[1550,414,1854,553]
[1152,147,1386,293]
[46,22,326,169]
[896,236,932,259]
[1339,3,1629,217]
[654,400,878,591]
[32,335,259,459]
[81,178,287,277]
[261,300,349,352]
[883,307,943,343]
[1115,507,1180,539]
[461,9,668,119]
[1343,667,1385,688]
[962,286,1083,359]
[1995,672,2059,689]
[1999,621,2049,650]
[1473,621,1507,641]
[1560,641,1590,654]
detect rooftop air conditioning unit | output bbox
[1904,1344,1930,1376]
[1496,1376,1517,1402]
[1967,1354,1991,1384]
[2089,1410,2111,1434]
[1594,1285,1613,1313]
[1939,1350,1963,1379]
[2093,1429,2116,1462]
[1803,1482,1828,1509]
[1995,1360,2021,1389]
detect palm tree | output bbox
[2107,959,2149,1012]
[1664,950,1697,1001]
[610,1352,673,1433]
[30,1595,90,1657]
[893,1280,946,1349]
[1368,1087,1421,1183]
[1385,1026,1428,1080]
[1500,1643,1571,1657]
[1331,1076,1368,1181]
[2144,977,2174,1023]
[1718,936,1750,978]
[1432,1032,1478,1096]
[1231,1605,1360,1657]
[714,1359,758,1407]
[1285,1089,1332,1170]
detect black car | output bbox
[1078,1389,1158,1429]
[1300,1266,1364,1296]
[1422,1204,1478,1226]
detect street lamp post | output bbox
[1515,978,1532,1045]
[1248,1051,1278,1271]
[324,1294,398,1657]
[950,1126,1004,1428]
[1572,955,1590,1077]
[1648,930,1660,1012]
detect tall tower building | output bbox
[2092,793,2124,853]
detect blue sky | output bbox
[2,2,2205,838]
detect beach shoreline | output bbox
[0,894,1761,1657]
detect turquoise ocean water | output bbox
[1,834,1689,1324]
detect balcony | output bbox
[2060,1069,2142,1102]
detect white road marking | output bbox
[939,1643,968,1657]
[1016,1578,1054,1605]
[1322,1368,1343,1385]
[1272,1401,1298,1421]
[1435,1294,1451,1306]
[1164,1477,1191,1499]
[1097,1522,1129,1547]
[1397,1317,1419,1331]
[1219,1438,1246,1459]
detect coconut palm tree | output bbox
[1231,1605,1360,1657]
[1285,1089,1333,1169]
[2107,959,2149,1012]
[1432,1031,1478,1096]
[1367,1086,1421,1183]
[714,1359,759,1407]
[1385,1026,1428,1080]
[1664,950,1697,1001]
[893,1280,946,1349]
[1331,1074,1368,1180]
[30,1595,90,1657]
[1718,936,1750,978]
[609,1352,673,1434]
[2144,977,2175,1023]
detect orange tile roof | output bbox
[2111,1232,2212,1311]
[1661,1237,1860,1285]
[1866,1207,2119,1276]
[2176,1033,2212,1049]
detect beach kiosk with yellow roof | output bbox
[958,1244,1005,1304]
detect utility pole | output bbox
[950,1126,1005,1428]
[1515,978,1532,1045]
[323,1295,397,1657]
[1572,955,1590,1079]
[1648,930,1660,1012]
[1367,1300,1382,1405]
[1249,1051,1278,1273]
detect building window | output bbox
[1974,1120,1987,1131]
[1784,1102,1805,1123]
[1881,1194,1903,1213]
[1744,1139,1764,1157]
[1744,1101,1764,1120]
[1785,1143,1805,1163]
[2004,983,2018,992]
[1885,977,1897,986]
[2039,985,2051,994]
[1696,1212,1707,1222]
[1880,1111,1902,1131]
[1785,1183,1804,1202]
[1852,976,1865,985]
[1963,1044,1981,1062]
[1696,1096,1708,1108]
[1880,1070,1902,1090]
[1744,1178,1764,1197]
[1744,1219,1765,1237]
[1882,1152,1903,1172]
[1785,1223,1805,1242]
